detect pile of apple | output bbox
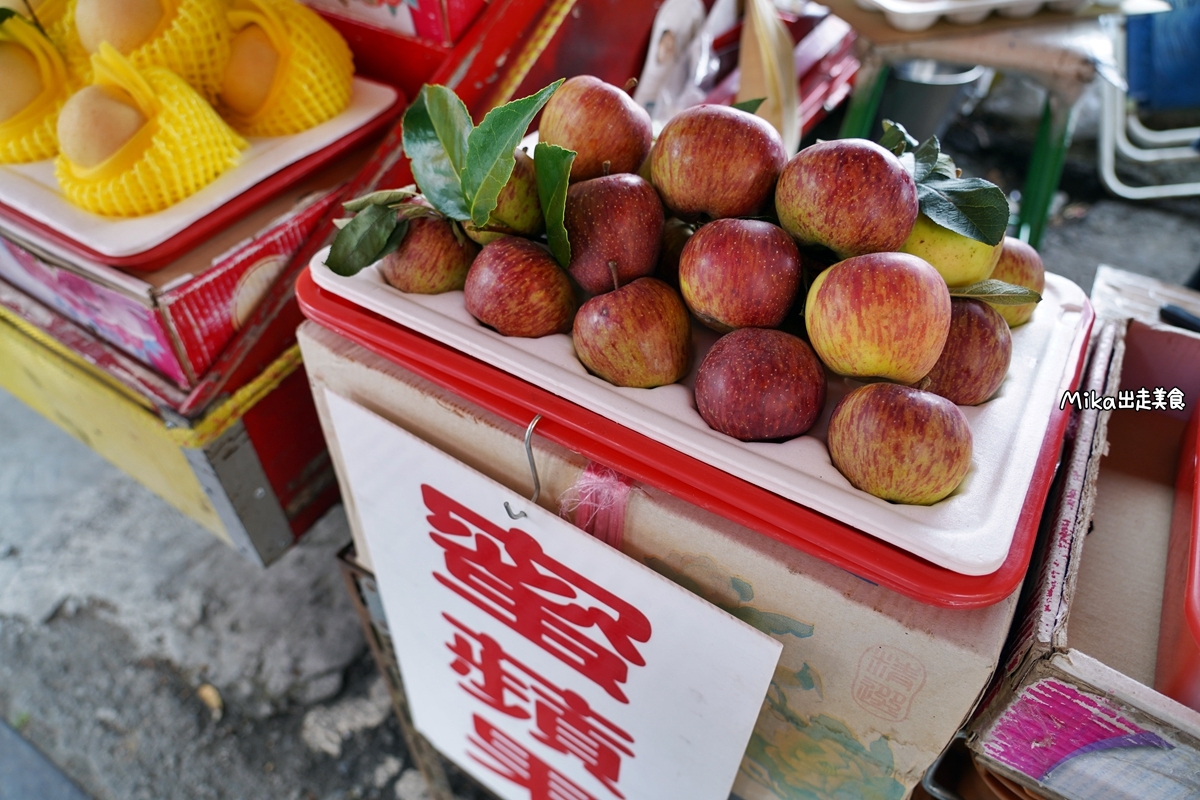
[327,75,1046,507]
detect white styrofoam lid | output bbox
[311,250,1090,576]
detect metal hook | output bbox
[504,414,543,520]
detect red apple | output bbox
[464,237,576,337]
[538,75,652,182]
[465,147,544,244]
[987,237,1046,327]
[655,217,696,290]
[695,328,826,442]
[564,173,664,295]
[827,382,972,505]
[921,298,1012,406]
[572,277,691,388]
[378,209,479,294]
[775,139,918,259]
[805,252,951,384]
[650,104,787,220]
[678,218,802,332]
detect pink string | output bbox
[560,462,634,550]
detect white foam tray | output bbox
[852,0,1089,31]
[310,248,1091,576]
[0,78,397,258]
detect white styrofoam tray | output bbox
[0,78,397,259]
[310,249,1091,576]
[852,0,1089,31]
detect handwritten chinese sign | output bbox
[326,391,782,800]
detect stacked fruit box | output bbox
[0,0,553,561]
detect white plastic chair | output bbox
[1098,12,1200,199]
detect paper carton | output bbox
[966,266,1200,799]
[0,159,356,389]
[298,319,1021,800]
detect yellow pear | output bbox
[0,42,43,123]
[219,24,278,117]
[56,84,147,168]
[900,213,1003,288]
[75,0,164,55]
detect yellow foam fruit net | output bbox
[33,0,73,55]
[55,0,91,84]
[0,14,71,163]
[55,44,247,216]
[222,0,353,137]
[59,0,232,102]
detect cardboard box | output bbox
[298,319,1023,800]
[0,156,361,389]
[966,266,1200,799]
[0,279,338,565]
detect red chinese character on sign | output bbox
[423,484,652,703]
[446,615,634,797]
[469,714,598,800]
[447,618,531,720]
[530,684,631,797]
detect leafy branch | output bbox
[327,80,577,277]
[880,120,1009,247]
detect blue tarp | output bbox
[1127,0,1200,110]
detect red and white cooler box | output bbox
[293,66,1100,799]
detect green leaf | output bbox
[342,189,418,213]
[911,137,941,183]
[949,279,1042,305]
[0,8,18,23]
[325,203,396,276]
[402,85,473,220]
[933,152,958,180]
[534,142,575,269]
[918,177,1010,246]
[394,203,443,223]
[461,79,564,228]
[879,119,918,155]
[375,219,411,262]
[731,97,766,114]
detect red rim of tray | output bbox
[0,84,406,273]
[297,269,1094,609]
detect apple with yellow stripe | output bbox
[828,382,972,505]
[805,251,951,386]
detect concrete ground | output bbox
[1,74,1199,800]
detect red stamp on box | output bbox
[853,645,926,722]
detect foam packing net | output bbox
[55,44,247,216]
[59,0,232,102]
[56,0,91,85]
[0,15,71,163]
[221,0,353,137]
[31,0,74,55]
